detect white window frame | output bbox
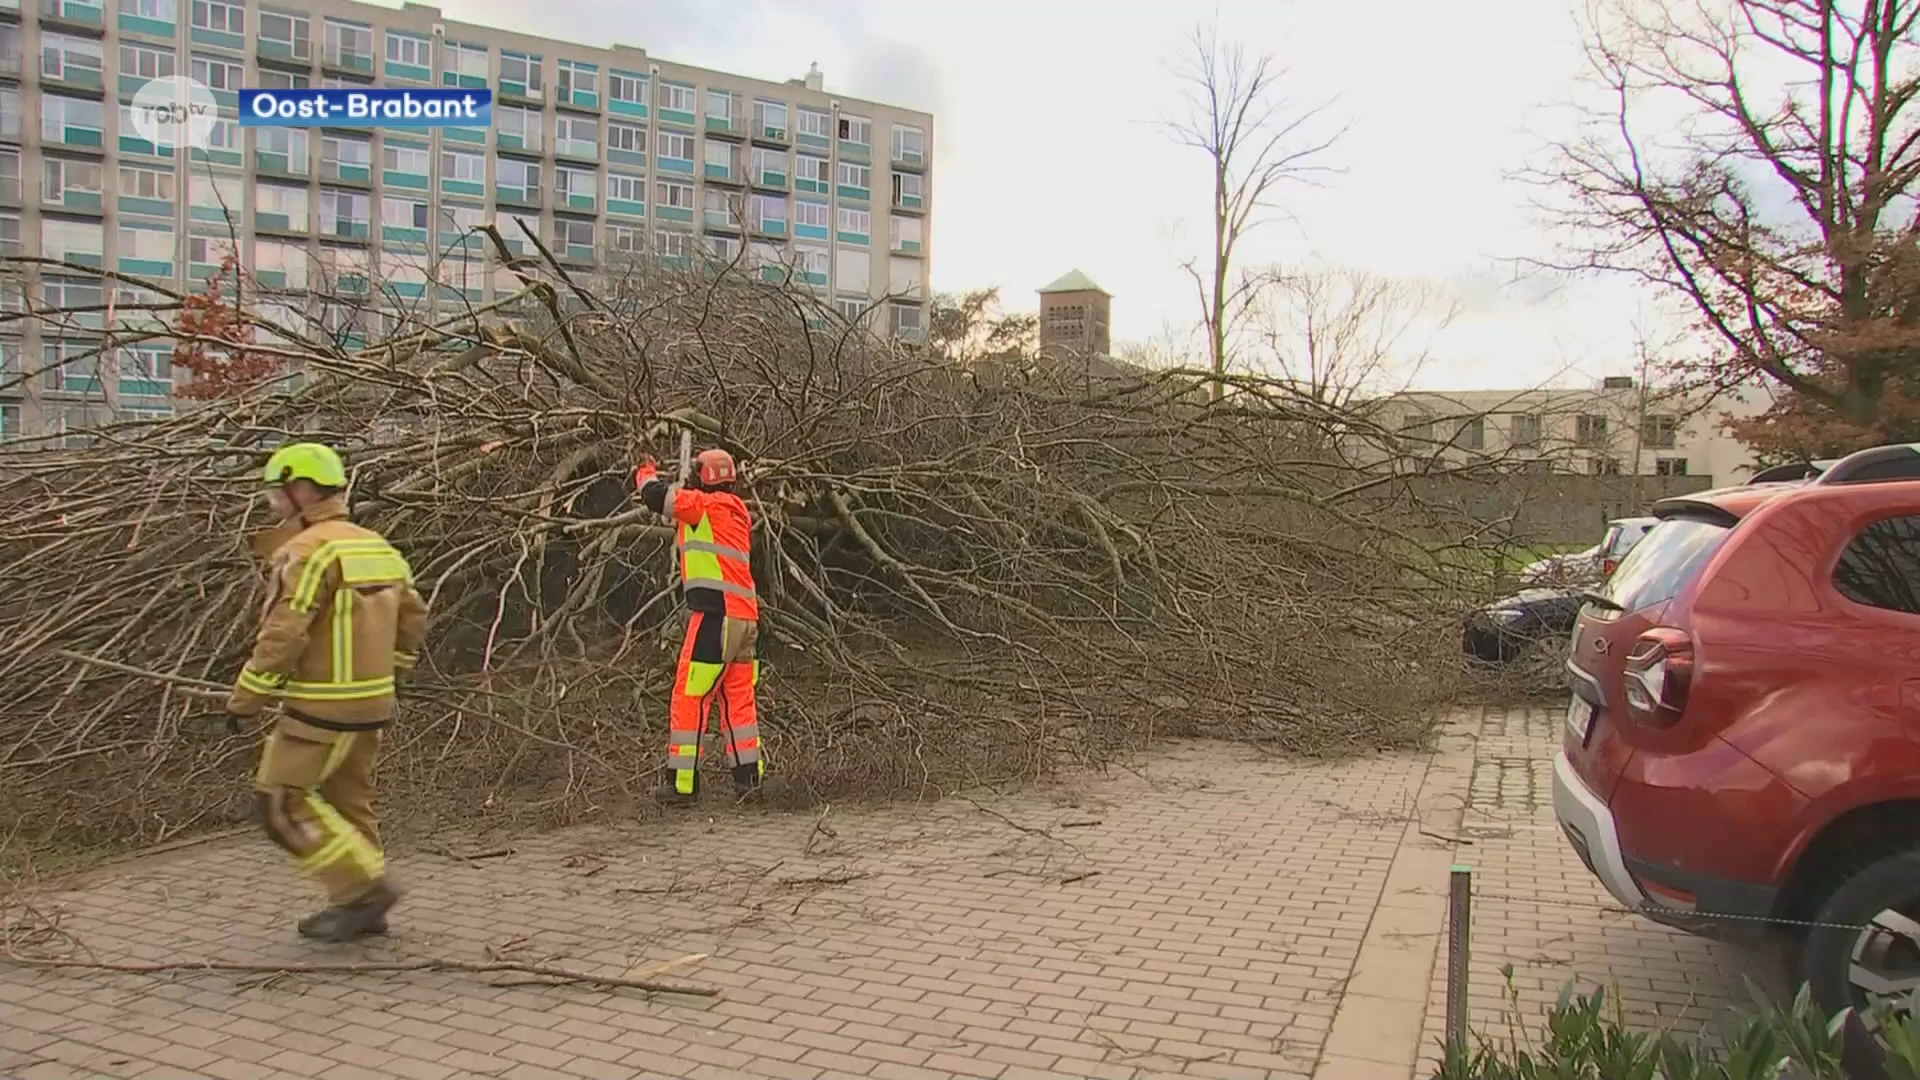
[706,88,732,121]
[438,202,483,235]
[498,105,543,149]
[116,223,174,262]
[753,99,789,135]
[839,115,871,145]
[796,155,829,185]
[382,143,429,175]
[322,134,371,167]
[381,194,428,230]
[890,215,922,251]
[443,41,487,80]
[555,165,597,201]
[658,82,694,113]
[751,193,786,229]
[892,125,925,160]
[257,12,311,59]
[120,0,177,18]
[497,158,540,195]
[440,149,484,183]
[837,162,870,190]
[609,72,645,106]
[192,55,245,93]
[655,179,693,210]
[43,157,104,204]
[607,173,644,203]
[324,20,373,62]
[893,172,923,201]
[553,216,592,250]
[606,222,644,254]
[45,95,106,141]
[797,109,830,139]
[752,147,785,180]
[658,131,693,161]
[191,0,243,34]
[655,229,692,258]
[557,59,597,99]
[794,200,828,229]
[607,121,646,156]
[837,206,870,236]
[256,181,309,224]
[41,34,104,82]
[386,31,431,68]
[499,50,543,92]
[118,42,175,81]
[556,115,598,157]
[118,164,175,201]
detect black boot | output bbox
[733,762,765,798]
[657,771,699,806]
[298,879,399,943]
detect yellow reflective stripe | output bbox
[284,676,395,700]
[331,588,352,685]
[318,733,355,782]
[302,792,383,880]
[752,660,761,686]
[338,549,410,585]
[237,668,286,695]
[290,539,408,614]
[392,651,417,670]
[682,660,724,697]
[681,539,751,561]
[674,769,695,794]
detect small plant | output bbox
[1433,976,1851,1080]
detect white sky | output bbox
[426,0,1670,391]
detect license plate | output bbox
[1565,696,1595,743]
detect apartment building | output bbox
[0,0,934,439]
[1361,378,1778,481]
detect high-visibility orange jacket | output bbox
[638,479,759,621]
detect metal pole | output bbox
[1445,864,1473,1056]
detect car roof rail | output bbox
[1811,443,1920,485]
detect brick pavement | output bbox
[1409,704,1778,1078]
[0,707,1780,1080]
[1,739,1441,1080]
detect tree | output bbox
[1542,0,1920,458]
[1165,21,1343,401]
[926,288,1038,366]
[1246,267,1460,409]
[171,254,282,400]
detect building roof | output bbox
[1039,269,1110,296]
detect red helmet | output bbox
[696,448,737,486]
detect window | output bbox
[658,131,693,161]
[496,158,539,198]
[655,179,693,210]
[1655,457,1689,476]
[322,134,370,169]
[555,115,597,158]
[835,296,867,324]
[1576,413,1608,447]
[797,108,830,140]
[191,0,242,34]
[119,42,175,81]
[556,59,596,100]
[116,223,174,262]
[381,194,428,230]
[42,217,104,262]
[43,157,104,204]
[838,114,870,144]
[443,41,487,81]
[45,340,102,395]
[0,89,19,140]
[1457,416,1485,451]
[497,105,543,150]
[256,68,310,91]
[1644,413,1679,450]
[837,162,870,191]
[705,234,739,262]
[658,82,694,113]
[706,88,732,122]
[1509,413,1542,449]
[793,200,828,230]
[499,50,543,93]
[610,71,645,107]
[703,187,737,226]
[440,149,484,183]
[796,245,827,279]
[837,206,869,238]
[191,54,241,92]
[205,117,240,155]
[116,342,171,396]
[606,172,645,204]
[119,0,176,19]
[890,303,924,338]
[1589,456,1622,476]
[892,124,925,162]
[608,121,646,156]
[188,167,241,220]
[795,155,829,189]
[118,164,172,201]
[258,12,311,59]
[0,152,15,203]
[655,229,692,258]
[437,202,482,236]
[1400,411,1433,441]
[253,238,309,288]
[753,147,785,182]
[319,188,369,236]
[835,247,869,293]
[386,31,430,68]
[705,139,734,172]
[383,143,429,176]
[256,181,308,229]
[41,34,104,83]
[890,215,922,252]
[892,172,924,204]
[324,20,372,64]
[552,217,592,255]
[555,165,596,202]
[0,403,16,439]
[1835,515,1920,616]
[753,99,788,137]
[888,256,922,297]
[606,222,644,254]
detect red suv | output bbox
[1554,443,1920,1079]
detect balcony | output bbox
[323,44,374,74]
[39,0,102,31]
[704,152,741,185]
[321,155,372,185]
[892,143,926,171]
[257,35,310,65]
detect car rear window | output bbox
[1599,516,1730,612]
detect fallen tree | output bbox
[0,236,1524,856]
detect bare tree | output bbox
[1537,0,1920,458]
[1165,20,1344,401]
[1247,267,1461,409]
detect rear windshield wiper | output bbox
[1580,591,1625,612]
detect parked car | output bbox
[1517,517,1657,587]
[1465,519,1657,684]
[1551,444,1920,1079]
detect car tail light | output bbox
[1603,557,1618,577]
[1623,627,1694,726]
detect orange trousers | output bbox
[667,611,762,795]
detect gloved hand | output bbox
[634,454,658,489]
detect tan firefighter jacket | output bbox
[228,495,429,741]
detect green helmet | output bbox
[261,442,347,488]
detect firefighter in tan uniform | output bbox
[227,442,429,943]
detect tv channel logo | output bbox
[130,76,220,152]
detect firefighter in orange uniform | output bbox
[634,446,765,802]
